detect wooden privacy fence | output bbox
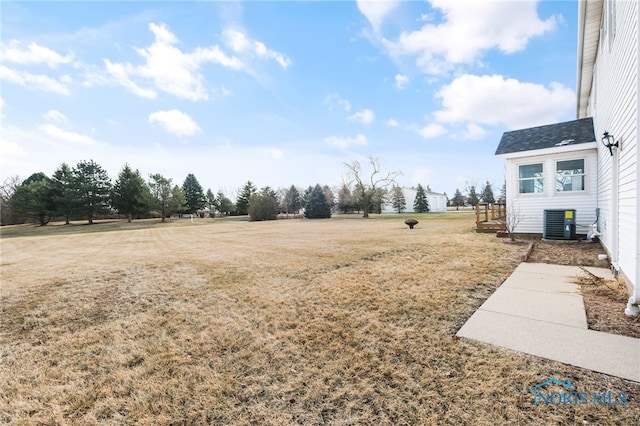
[475,203,506,232]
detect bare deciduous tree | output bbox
[344,157,401,218]
[499,205,523,241]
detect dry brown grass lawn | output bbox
[1,214,639,425]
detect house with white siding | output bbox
[495,0,639,316]
[380,187,447,214]
[495,118,599,236]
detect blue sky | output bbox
[1,0,578,200]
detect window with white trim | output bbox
[518,163,544,194]
[556,159,585,192]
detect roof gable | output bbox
[495,118,595,156]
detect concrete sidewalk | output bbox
[457,263,640,382]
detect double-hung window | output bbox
[518,163,544,194]
[556,159,585,192]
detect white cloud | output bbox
[348,108,375,125]
[0,122,113,181]
[191,45,245,70]
[434,74,575,129]
[149,109,201,137]
[0,138,24,157]
[383,0,558,74]
[43,110,68,122]
[135,22,244,100]
[223,29,291,69]
[213,86,232,97]
[224,28,251,52]
[1,40,74,68]
[357,0,400,33]
[38,123,105,146]
[385,118,399,127]
[323,93,352,112]
[325,133,368,149]
[105,22,244,101]
[417,123,447,139]
[260,148,284,160]
[104,59,157,99]
[105,23,290,101]
[395,74,409,90]
[461,123,487,140]
[0,124,26,157]
[0,65,71,95]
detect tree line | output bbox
[448,181,505,210]
[0,158,393,225]
[0,160,329,225]
[1,156,498,225]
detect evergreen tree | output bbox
[168,185,187,216]
[337,183,354,214]
[498,182,506,203]
[480,181,495,204]
[283,184,302,214]
[182,173,206,214]
[323,185,335,212]
[260,186,278,199]
[51,163,75,224]
[72,160,111,224]
[390,185,406,213]
[467,185,479,207]
[149,173,173,222]
[370,187,386,214]
[302,185,313,207]
[216,190,234,216]
[111,164,151,222]
[206,188,216,215]
[304,184,332,218]
[11,173,54,226]
[413,184,429,213]
[452,188,465,210]
[236,181,256,215]
[248,187,279,221]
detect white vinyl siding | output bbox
[588,0,638,286]
[505,149,598,234]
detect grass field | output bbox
[1,213,638,424]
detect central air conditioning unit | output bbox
[543,209,576,240]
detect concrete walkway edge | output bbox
[457,263,640,382]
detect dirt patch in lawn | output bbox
[526,239,640,339]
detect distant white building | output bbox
[381,187,447,214]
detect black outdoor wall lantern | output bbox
[601,131,619,156]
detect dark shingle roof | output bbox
[495,117,595,155]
